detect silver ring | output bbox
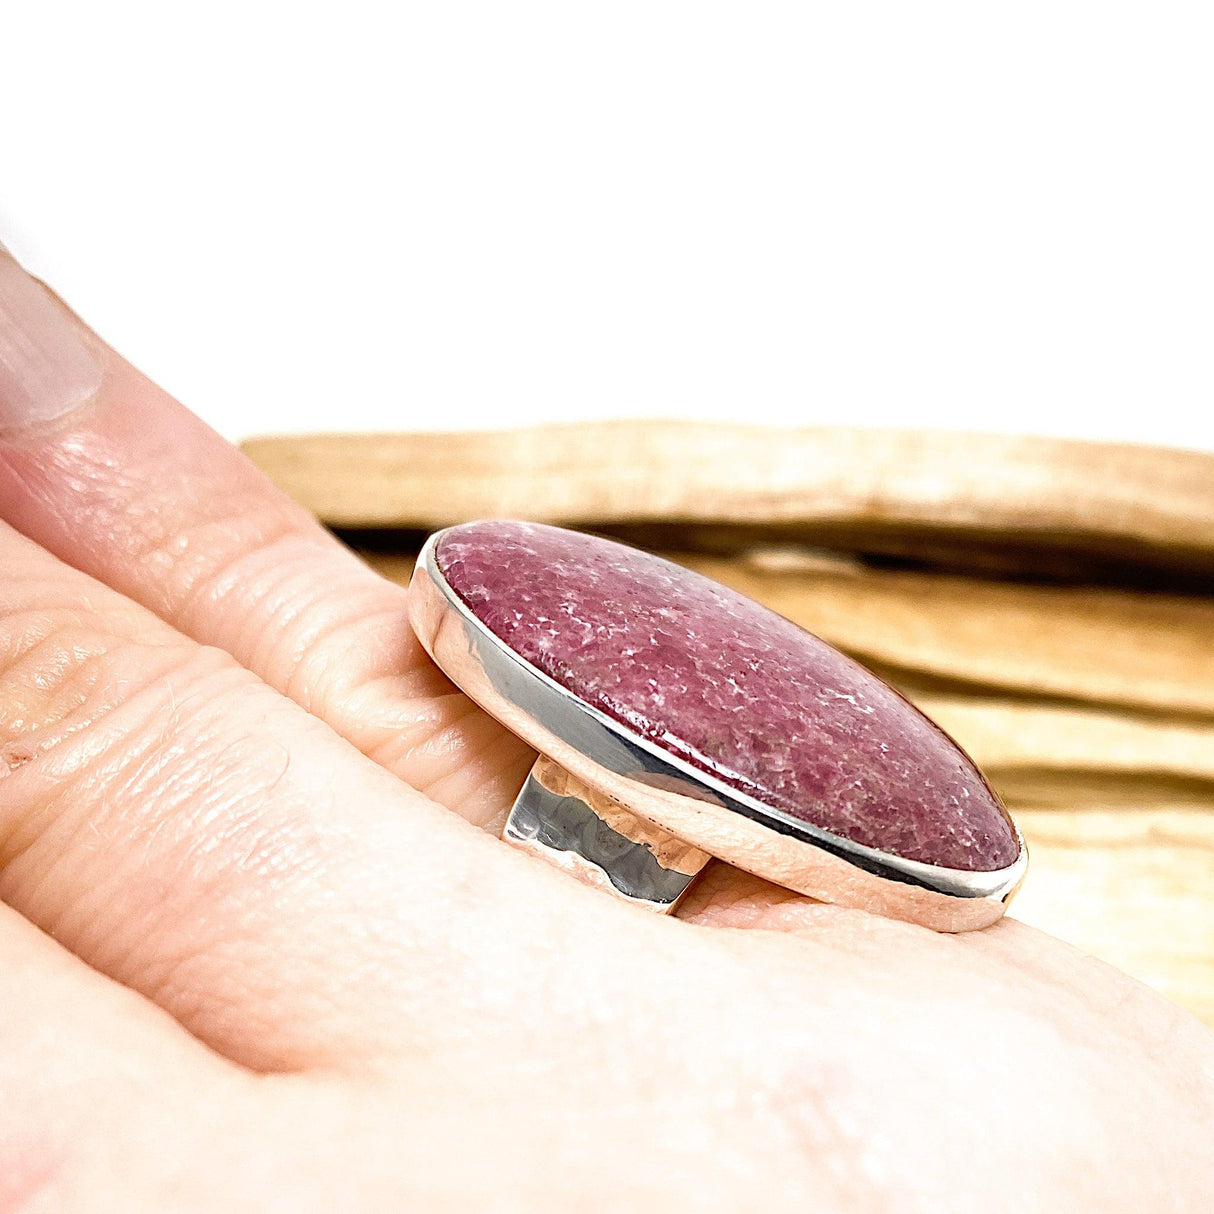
[408,521,1027,931]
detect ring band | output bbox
[409,521,1026,931]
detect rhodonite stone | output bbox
[436,521,1019,872]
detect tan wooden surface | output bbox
[244,424,1214,581]
[682,551,1214,716]
[245,426,1214,1027]
[1013,810,1214,1027]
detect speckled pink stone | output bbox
[436,521,1018,871]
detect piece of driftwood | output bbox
[682,553,1214,718]
[918,697,1214,803]
[1013,809,1214,1025]
[242,424,1214,586]
[251,428,1214,1025]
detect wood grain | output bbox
[242,424,1214,584]
[682,552,1214,717]
[917,697,1214,799]
[1013,809,1214,1025]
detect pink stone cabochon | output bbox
[435,521,1019,872]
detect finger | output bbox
[0,248,533,829]
[674,862,814,929]
[0,900,257,1209]
[0,518,604,1072]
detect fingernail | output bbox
[0,249,103,434]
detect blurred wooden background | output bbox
[244,423,1214,1026]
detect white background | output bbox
[2,2,1211,448]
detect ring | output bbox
[408,521,1027,931]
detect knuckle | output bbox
[0,593,200,840]
[0,606,125,739]
[145,507,344,686]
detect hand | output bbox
[0,249,1210,1212]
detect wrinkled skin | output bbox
[0,249,1210,1212]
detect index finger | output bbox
[0,247,533,827]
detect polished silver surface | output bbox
[410,529,1028,930]
[505,765,707,910]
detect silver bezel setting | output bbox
[409,528,1027,930]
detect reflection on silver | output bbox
[409,530,1028,931]
[506,765,707,910]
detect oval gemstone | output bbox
[435,521,1019,872]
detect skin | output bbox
[0,254,1211,1211]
